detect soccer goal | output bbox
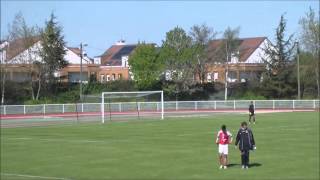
[101,91,164,123]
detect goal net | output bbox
[100,91,164,123]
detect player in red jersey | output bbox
[216,125,233,169]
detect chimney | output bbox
[115,39,126,45]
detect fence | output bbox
[0,100,319,116]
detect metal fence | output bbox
[0,100,319,116]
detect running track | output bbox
[0,108,316,128]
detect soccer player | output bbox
[235,121,256,169]
[216,125,232,169]
[249,101,256,124]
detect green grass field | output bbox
[1,112,319,180]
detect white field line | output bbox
[177,131,214,137]
[2,137,129,144]
[166,114,210,118]
[1,173,71,180]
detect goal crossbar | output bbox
[101,91,164,123]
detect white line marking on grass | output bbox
[3,137,128,144]
[7,137,33,140]
[166,114,210,118]
[177,132,214,137]
[1,173,71,180]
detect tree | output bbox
[261,14,296,98]
[6,12,42,101]
[40,13,67,91]
[189,23,217,84]
[297,51,317,98]
[299,7,320,98]
[159,26,196,98]
[214,27,241,100]
[128,43,163,89]
[0,38,9,105]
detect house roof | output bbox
[67,47,93,63]
[208,37,267,62]
[68,47,81,56]
[3,36,41,61]
[99,44,137,66]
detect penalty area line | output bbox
[1,173,71,180]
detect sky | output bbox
[1,1,319,57]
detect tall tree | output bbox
[5,12,42,101]
[297,51,317,98]
[299,7,320,98]
[40,13,67,91]
[0,38,9,105]
[129,43,163,89]
[160,26,197,97]
[215,27,241,100]
[261,14,296,98]
[189,23,216,84]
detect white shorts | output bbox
[218,144,229,155]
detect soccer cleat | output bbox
[219,165,223,169]
[245,166,249,169]
[242,165,245,169]
[253,122,255,124]
[223,166,227,169]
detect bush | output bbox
[234,91,267,100]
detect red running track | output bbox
[0,108,316,120]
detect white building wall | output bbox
[94,57,101,64]
[245,39,270,64]
[121,56,128,67]
[9,41,42,64]
[6,41,92,65]
[64,48,91,64]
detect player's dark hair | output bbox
[221,125,226,132]
[241,121,247,127]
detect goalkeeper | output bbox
[248,101,256,124]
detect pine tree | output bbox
[261,15,296,98]
[40,13,67,88]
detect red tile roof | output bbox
[68,47,81,56]
[208,37,266,62]
[99,44,137,66]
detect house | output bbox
[0,37,41,82]
[0,38,95,83]
[1,36,270,84]
[0,38,141,83]
[205,37,270,83]
[94,40,137,82]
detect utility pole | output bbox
[79,43,83,101]
[295,41,300,100]
[224,42,228,101]
[79,43,87,101]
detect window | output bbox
[106,74,110,81]
[207,73,212,82]
[112,74,116,81]
[228,71,237,82]
[100,74,105,83]
[118,73,122,80]
[213,72,219,82]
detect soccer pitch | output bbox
[1,112,319,180]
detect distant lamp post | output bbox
[80,42,88,101]
[225,42,229,101]
[294,41,300,100]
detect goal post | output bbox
[101,91,164,123]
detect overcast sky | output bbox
[1,1,319,57]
